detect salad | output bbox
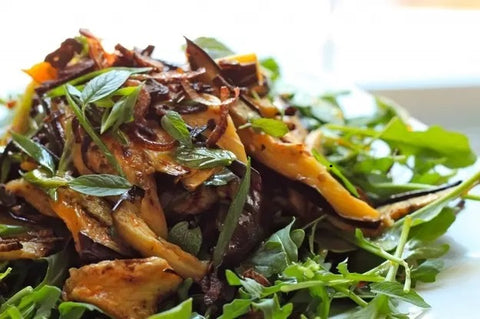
[0,29,478,319]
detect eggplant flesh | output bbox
[185,39,380,225]
[63,257,182,319]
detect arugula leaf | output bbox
[81,70,131,105]
[408,207,456,243]
[190,37,234,59]
[168,221,202,255]
[381,118,476,168]
[58,302,104,319]
[40,247,73,287]
[161,111,192,146]
[260,57,280,82]
[148,298,192,319]
[247,219,305,277]
[65,85,124,176]
[252,294,293,319]
[370,281,430,308]
[213,159,251,266]
[101,85,141,133]
[175,146,236,169]
[0,285,62,319]
[218,299,252,319]
[10,131,56,175]
[411,259,443,284]
[68,174,132,196]
[250,118,289,138]
[312,149,359,197]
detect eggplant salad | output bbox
[0,30,479,319]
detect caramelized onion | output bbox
[132,68,206,83]
[205,86,239,147]
[127,124,176,151]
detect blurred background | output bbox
[1,0,479,149]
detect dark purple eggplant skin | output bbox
[77,231,127,263]
[222,162,267,266]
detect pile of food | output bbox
[0,30,478,319]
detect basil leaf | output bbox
[213,159,250,266]
[204,168,237,186]
[312,149,360,197]
[101,85,141,133]
[175,146,236,169]
[161,111,192,146]
[218,299,252,319]
[10,131,56,175]
[247,219,305,277]
[260,57,280,82]
[22,169,69,189]
[148,298,192,319]
[369,281,430,308]
[58,302,104,319]
[250,118,289,138]
[68,174,132,197]
[81,70,131,105]
[168,221,202,256]
[189,37,234,59]
[65,84,124,176]
[47,67,151,97]
[411,259,443,284]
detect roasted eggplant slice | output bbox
[5,179,57,217]
[185,39,380,224]
[63,257,182,319]
[49,188,132,260]
[113,199,208,281]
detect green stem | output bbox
[334,286,368,307]
[463,193,480,201]
[396,169,480,227]
[65,87,125,177]
[386,216,412,289]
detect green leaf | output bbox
[380,117,476,168]
[58,118,75,175]
[204,168,237,186]
[218,299,252,319]
[404,243,449,261]
[0,225,29,237]
[168,221,202,255]
[252,295,293,319]
[148,298,192,319]
[101,85,141,133]
[213,159,251,267]
[175,146,236,170]
[81,70,131,105]
[22,169,69,189]
[369,281,430,308]
[411,259,443,284]
[408,207,456,243]
[260,57,280,82]
[47,67,151,97]
[65,84,124,176]
[40,247,73,287]
[190,37,234,59]
[312,149,359,197]
[10,131,56,175]
[225,269,242,286]
[250,118,289,138]
[58,301,104,319]
[248,219,305,277]
[0,267,11,281]
[161,111,192,146]
[68,174,132,197]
